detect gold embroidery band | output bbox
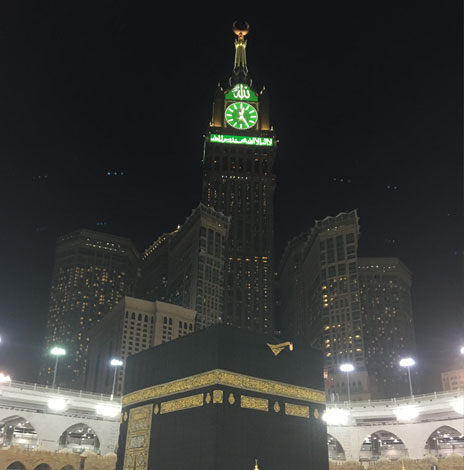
[160,393,204,414]
[285,403,310,418]
[241,395,268,412]
[123,369,325,407]
[123,404,153,470]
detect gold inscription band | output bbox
[123,404,153,470]
[148,390,316,419]
[241,395,269,412]
[160,393,204,414]
[123,369,325,407]
[285,403,310,419]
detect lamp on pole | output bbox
[399,357,415,397]
[0,372,11,383]
[50,347,66,388]
[110,359,123,400]
[340,363,355,402]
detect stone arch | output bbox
[60,465,75,470]
[328,433,346,461]
[359,429,409,462]
[7,462,26,470]
[58,423,100,454]
[33,464,51,470]
[0,415,38,448]
[425,425,464,457]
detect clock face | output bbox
[225,102,258,130]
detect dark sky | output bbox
[0,2,462,392]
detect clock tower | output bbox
[202,23,276,334]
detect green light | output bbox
[225,84,258,102]
[210,134,273,147]
[225,102,258,129]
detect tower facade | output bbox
[136,231,174,302]
[279,211,371,401]
[86,296,195,396]
[167,203,230,330]
[202,24,276,334]
[358,257,416,398]
[40,229,140,389]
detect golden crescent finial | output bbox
[232,21,250,41]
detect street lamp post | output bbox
[110,359,123,400]
[340,363,355,403]
[50,347,66,388]
[399,357,415,397]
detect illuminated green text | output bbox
[210,134,273,147]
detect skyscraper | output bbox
[202,23,276,334]
[40,229,140,389]
[279,215,419,400]
[167,203,229,330]
[358,257,416,398]
[279,211,370,400]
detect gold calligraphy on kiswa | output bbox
[123,404,153,470]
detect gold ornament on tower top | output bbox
[232,21,250,75]
[232,21,250,41]
[254,459,260,470]
[266,341,294,356]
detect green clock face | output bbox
[225,102,258,129]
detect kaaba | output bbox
[116,325,328,470]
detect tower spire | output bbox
[231,21,250,85]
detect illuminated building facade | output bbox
[279,211,370,400]
[85,296,195,395]
[202,23,276,334]
[441,369,464,391]
[358,257,416,399]
[167,203,229,330]
[40,229,139,389]
[279,217,418,400]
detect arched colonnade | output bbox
[0,415,103,454]
[328,421,464,461]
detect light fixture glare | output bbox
[322,408,350,425]
[48,398,67,411]
[399,357,415,367]
[51,347,66,356]
[340,363,354,373]
[96,404,121,417]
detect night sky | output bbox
[1,2,462,392]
